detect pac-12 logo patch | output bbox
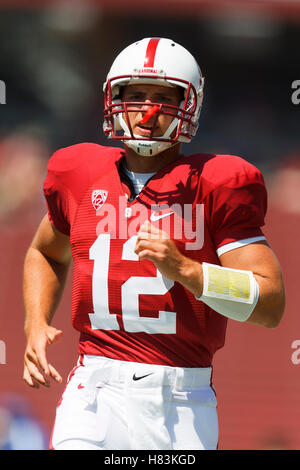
[92,189,108,211]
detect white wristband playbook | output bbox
[196,262,259,322]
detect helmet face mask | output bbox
[103,38,204,157]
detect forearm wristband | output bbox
[196,262,259,322]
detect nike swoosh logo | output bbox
[132,373,154,381]
[150,211,174,222]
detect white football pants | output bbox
[50,355,219,450]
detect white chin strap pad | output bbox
[125,139,172,157]
[197,262,259,322]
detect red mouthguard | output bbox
[140,105,160,124]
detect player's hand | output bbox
[135,220,196,284]
[23,323,63,388]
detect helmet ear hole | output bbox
[112,85,120,100]
[112,98,123,132]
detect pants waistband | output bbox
[78,354,212,389]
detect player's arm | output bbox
[23,213,72,388]
[135,221,285,328]
[217,240,285,328]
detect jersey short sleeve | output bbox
[43,149,71,235]
[43,143,124,236]
[206,156,267,252]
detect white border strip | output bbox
[217,236,266,257]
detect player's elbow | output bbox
[265,310,283,329]
[263,292,286,329]
[257,273,286,328]
[248,287,285,329]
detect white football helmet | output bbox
[103,37,204,157]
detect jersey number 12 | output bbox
[88,234,177,334]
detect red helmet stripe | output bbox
[144,38,160,68]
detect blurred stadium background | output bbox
[0,0,300,450]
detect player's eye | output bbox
[155,95,179,105]
[124,93,145,102]
[161,95,172,101]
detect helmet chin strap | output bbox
[125,139,173,157]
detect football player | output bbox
[23,38,285,450]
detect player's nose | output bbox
[141,99,152,110]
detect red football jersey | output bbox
[43,143,267,367]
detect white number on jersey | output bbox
[88,234,177,334]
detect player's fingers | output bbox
[23,365,39,389]
[139,220,154,234]
[141,219,153,230]
[24,334,49,370]
[48,363,63,384]
[138,249,164,263]
[139,221,169,239]
[46,329,63,345]
[141,220,160,234]
[25,345,50,378]
[24,360,50,387]
[135,239,166,255]
[135,239,152,253]
[24,347,39,365]
[34,342,51,377]
[137,229,168,241]
[33,329,62,375]
[137,230,151,240]
[144,220,166,234]
[25,346,48,376]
